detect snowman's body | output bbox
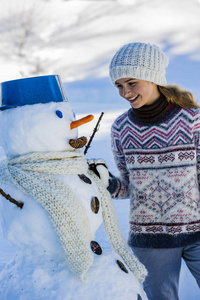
[0,101,148,300]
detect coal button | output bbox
[78,174,92,184]
[116,260,129,273]
[91,197,100,214]
[90,241,102,255]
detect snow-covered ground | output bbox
[0,0,200,299]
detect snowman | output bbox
[0,75,148,300]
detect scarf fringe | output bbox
[88,170,147,283]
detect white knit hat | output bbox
[109,42,168,86]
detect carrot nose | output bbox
[70,114,94,129]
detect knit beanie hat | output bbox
[109,42,168,86]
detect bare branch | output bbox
[84,112,104,155]
[0,188,24,209]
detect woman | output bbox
[106,42,200,299]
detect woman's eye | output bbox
[55,110,63,118]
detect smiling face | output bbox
[115,78,161,109]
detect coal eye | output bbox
[55,110,63,118]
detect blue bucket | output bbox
[0,75,68,110]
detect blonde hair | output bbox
[158,85,200,109]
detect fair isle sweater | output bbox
[111,105,200,248]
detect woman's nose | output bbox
[122,86,131,97]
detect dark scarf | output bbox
[132,94,172,122]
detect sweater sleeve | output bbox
[110,123,130,198]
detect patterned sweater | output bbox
[111,105,200,248]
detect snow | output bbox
[0,0,200,299]
[0,102,77,156]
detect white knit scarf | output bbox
[0,151,147,283]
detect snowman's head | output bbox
[0,101,84,157]
[0,75,93,158]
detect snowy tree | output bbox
[0,0,47,77]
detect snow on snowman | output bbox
[0,75,148,300]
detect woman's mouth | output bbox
[128,95,139,103]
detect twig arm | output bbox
[0,188,24,209]
[84,112,104,155]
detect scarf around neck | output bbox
[132,94,172,122]
[0,150,147,283]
